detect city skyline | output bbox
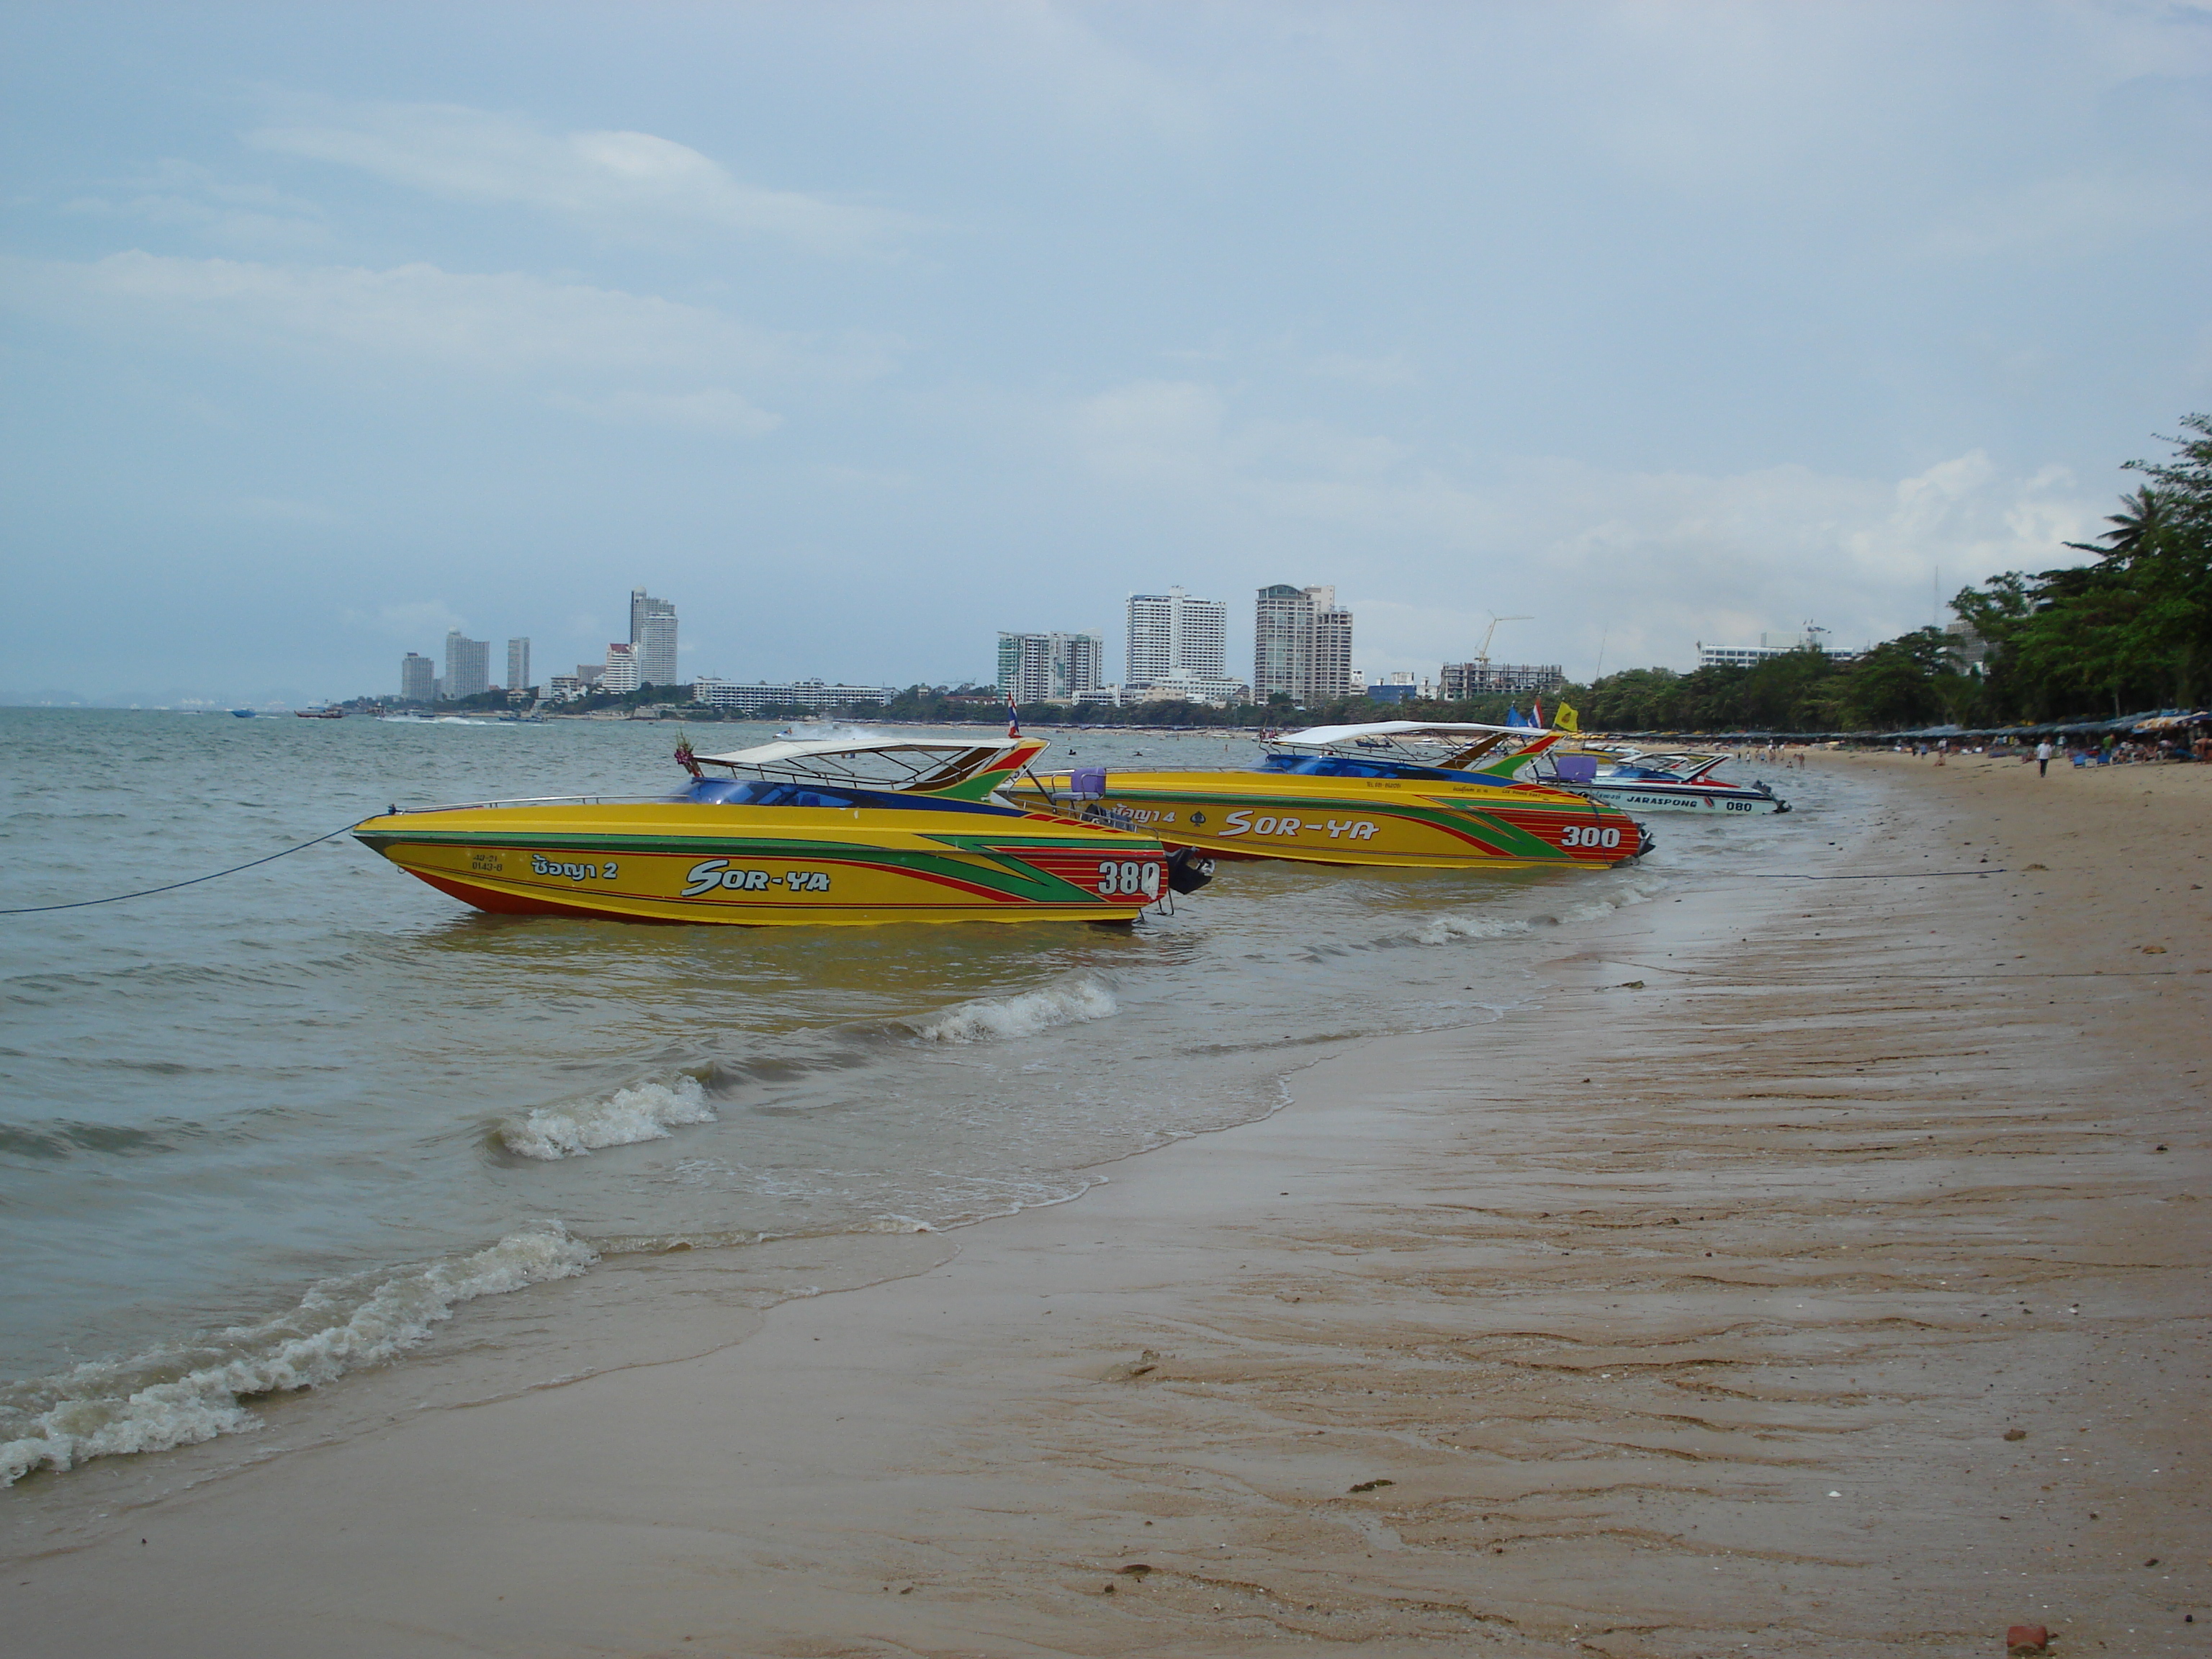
[385,573,1861,710]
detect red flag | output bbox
[1532,696,1545,729]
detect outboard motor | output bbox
[1166,847,1215,893]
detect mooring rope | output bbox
[0,822,365,914]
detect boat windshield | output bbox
[670,778,1013,815]
[1256,752,1516,788]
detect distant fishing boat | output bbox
[230,709,256,718]
[294,707,346,719]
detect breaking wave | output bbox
[0,1226,596,1486]
[912,981,1118,1043]
[1415,914,1534,946]
[498,1077,716,1161]
[1559,878,1660,923]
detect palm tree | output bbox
[2066,486,2167,562]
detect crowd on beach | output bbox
[1892,732,2211,765]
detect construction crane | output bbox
[1475,613,1530,670]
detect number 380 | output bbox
[1097,859,1161,898]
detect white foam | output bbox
[498,1077,716,1160]
[1414,914,1534,946]
[913,981,1118,1044]
[0,1226,595,1485]
[1560,879,1660,923]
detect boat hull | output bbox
[352,801,1173,926]
[1009,772,1649,869]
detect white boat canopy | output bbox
[692,732,1039,796]
[1276,721,1548,746]
[1271,721,1562,770]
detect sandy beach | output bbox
[8,754,2208,1658]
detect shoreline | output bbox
[8,755,2208,1656]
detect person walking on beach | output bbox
[2036,739,2054,777]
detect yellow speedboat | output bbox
[1008,721,1650,870]
[354,734,1206,926]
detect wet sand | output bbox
[8,754,2208,1656]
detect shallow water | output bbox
[0,708,1851,1482]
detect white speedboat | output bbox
[1261,724,1788,816]
[1530,749,1791,814]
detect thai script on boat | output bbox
[1218,811,1378,841]
[531,853,618,881]
[681,858,832,896]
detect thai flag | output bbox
[1005,691,1020,737]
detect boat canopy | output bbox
[691,733,1046,802]
[1270,721,1560,772]
[1277,721,1548,745]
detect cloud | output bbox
[233,495,341,525]
[248,101,920,255]
[0,251,896,424]
[1920,168,2211,260]
[60,159,331,253]
[1066,377,2096,675]
[347,601,467,641]
[1305,351,1421,390]
[542,387,782,437]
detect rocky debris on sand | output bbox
[1117,1348,1164,1379]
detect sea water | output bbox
[0,708,1853,1485]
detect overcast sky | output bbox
[4,1,2208,704]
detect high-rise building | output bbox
[505,638,531,693]
[629,588,678,686]
[444,631,491,701]
[1125,587,1228,687]
[601,642,642,694]
[400,652,436,703]
[1253,585,1353,703]
[1439,662,1565,698]
[997,630,1105,703]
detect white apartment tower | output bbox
[505,637,531,694]
[601,641,642,694]
[997,630,1105,703]
[443,630,491,701]
[629,588,678,686]
[1253,584,1353,703]
[400,652,436,704]
[1125,587,1228,687]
